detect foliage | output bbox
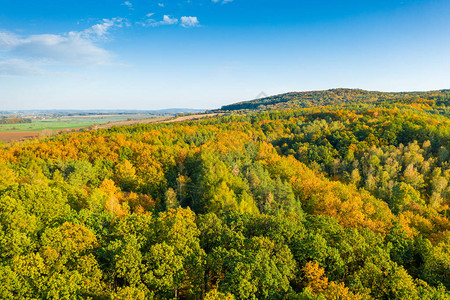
[0,90,449,298]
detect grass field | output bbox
[0,115,154,132]
[0,113,216,143]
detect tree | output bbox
[165,188,179,210]
[389,182,423,214]
[115,160,138,192]
[302,261,328,294]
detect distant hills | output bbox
[0,108,205,117]
[220,88,450,111]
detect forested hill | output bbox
[220,88,450,111]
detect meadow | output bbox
[0,114,153,132]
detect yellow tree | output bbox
[302,261,328,293]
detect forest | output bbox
[0,89,449,299]
[220,88,450,115]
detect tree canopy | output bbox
[0,90,449,299]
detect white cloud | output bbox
[139,15,200,28]
[141,15,179,27]
[14,33,112,65]
[160,15,179,25]
[0,32,110,66]
[181,16,200,28]
[122,1,133,9]
[212,0,233,3]
[0,18,123,75]
[158,3,164,7]
[0,32,20,50]
[79,18,124,39]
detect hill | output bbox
[221,88,450,111]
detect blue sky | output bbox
[1,0,450,110]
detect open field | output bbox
[0,113,219,143]
[0,114,154,132]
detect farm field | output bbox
[0,113,216,143]
[0,114,154,132]
[0,114,160,143]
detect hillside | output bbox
[221,88,450,112]
[0,93,449,299]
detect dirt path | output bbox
[163,113,220,123]
[0,113,220,143]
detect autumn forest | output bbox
[0,89,449,299]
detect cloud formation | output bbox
[0,5,203,77]
[212,0,233,4]
[76,17,125,41]
[122,1,133,9]
[0,18,123,75]
[181,16,200,28]
[160,15,179,26]
[140,15,200,28]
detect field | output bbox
[0,113,217,143]
[0,115,153,132]
[0,114,158,143]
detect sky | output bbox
[0,0,450,110]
